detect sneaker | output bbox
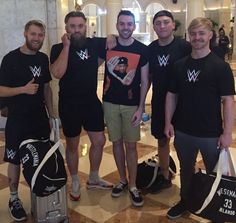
[167,200,187,219]
[149,174,172,194]
[129,188,144,207]
[9,198,27,221]
[69,182,81,201]
[111,181,128,197]
[86,179,113,190]
[69,189,81,201]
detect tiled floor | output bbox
[0,62,236,223]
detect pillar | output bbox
[186,0,205,37]
[139,12,147,33]
[106,0,122,35]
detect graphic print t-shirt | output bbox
[0,48,51,117]
[102,39,148,106]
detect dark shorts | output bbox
[151,98,166,140]
[4,115,50,165]
[59,98,105,138]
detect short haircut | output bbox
[64,11,87,24]
[117,10,135,23]
[188,17,213,33]
[24,20,46,32]
[153,10,174,24]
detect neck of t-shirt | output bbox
[117,37,134,46]
[158,35,174,46]
[191,48,211,59]
[20,44,37,55]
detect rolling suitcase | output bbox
[31,185,69,223]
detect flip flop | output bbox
[86,179,113,190]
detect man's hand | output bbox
[164,123,175,138]
[23,78,39,95]
[61,33,71,48]
[218,132,232,149]
[106,35,117,50]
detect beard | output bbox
[25,38,43,52]
[71,33,87,48]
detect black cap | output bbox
[153,10,174,24]
[118,57,128,65]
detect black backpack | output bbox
[19,139,67,197]
[136,154,176,190]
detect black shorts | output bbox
[59,98,104,138]
[4,115,50,165]
[151,98,166,140]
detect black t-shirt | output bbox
[0,48,51,117]
[50,38,106,104]
[148,37,191,100]
[101,39,149,106]
[169,52,235,137]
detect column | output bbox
[100,14,107,37]
[68,0,75,11]
[219,8,231,35]
[46,0,61,116]
[186,0,205,31]
[106,0,122,35]
[139,12,147,33]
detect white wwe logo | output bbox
[6,149,16,160]
[158,55,170,67]
[76,49,89,60]
[187,69,200,82]
[29,66,41,77]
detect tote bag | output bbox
[187,149,236,222]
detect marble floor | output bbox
[0,62,236,223]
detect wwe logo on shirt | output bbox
[187,69,200,82]
[6,149,16,160]
[158,55,170,67]
[29,66,41,77]
[76,49,89,60]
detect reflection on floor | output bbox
[0,61,235,223]
[0,120,235,223]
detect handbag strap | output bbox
[30,140,60,190]
[144,157,159,188]
[195,149,226,214]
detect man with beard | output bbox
[50,11,113,202]
[101,10,149,207]
[165,17,235,221]
[0,20,54,221]
[148,10,191,193]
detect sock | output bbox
[129,187,137,192]
[71,175,80,192]
[89,171,99,183]
[10,191,18,201]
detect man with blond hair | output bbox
[165,17,235,221]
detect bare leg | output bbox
[8,163,20,193]
[124,141,137,188]
[113,139,127,182]
[87,131,105,172]
[65,136,80,176]
[158,138,170,179]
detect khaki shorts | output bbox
[103,102,140,142]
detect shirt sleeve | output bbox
[42,54,51,83]
[92,37,106,59]
[0,55,12,86]
[217,62,235,96]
